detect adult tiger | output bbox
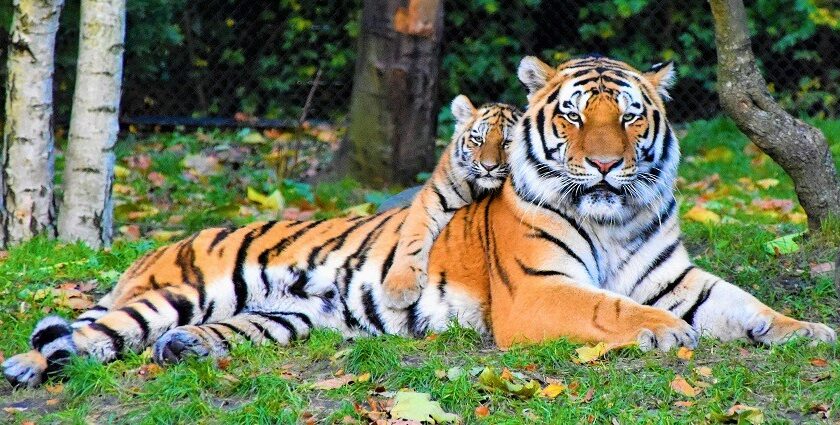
[4,56,834,388]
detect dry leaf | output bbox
[684,205,721,224]
[523,364,537,372]
[217,357,232,370]
[673,401,694,408]
[540,383,565,399]
[45,383,64,394]
[810,262,834,275]
[809,403,830,419]
[716,404,764,424]
[669,375,697,397]
[695,366,712,377]
[677,347,694,361]
[45,399,60,407]
[809,358,828,367]
[357,372,371,383]
[574,341,636,364]
[137,363,162,379]
[755,178,779,189]
[581,388,595,403]
[314,374,357,390]
[474,405,490,418]
[499,368,514,381]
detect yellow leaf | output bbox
[669,375,697,397]
[787,212,808,224]
[756,178,779,189]
[702,146,734,162]
[684,205,721,224]
[247,187,284,211]
[540,383,565,399]
[676,347,694,361]
[357,372,371,382]
[575,342,609,364]
[343,203,373,217]
[114,165,130,178]
[694,366,712,377]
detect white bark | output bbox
[1,0,65,247]
[57,0,126,248]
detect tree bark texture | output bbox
[345,0,443,186]
[1,0,65,247]
[709,0,840,231]
[57,0,126,248]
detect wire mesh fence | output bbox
[1,0,838,127]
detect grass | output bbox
[1,117,839,424]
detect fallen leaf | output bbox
[751,198,794,213]
[540,383,565,399]
[445,366,464,381]
[523,364,537,372]
[435,369,447,379]
[581,388,595,403]
[755,178,779,189]
[217,357,232,370]
[477,367,541,399]
[45,383,64,394]
[247,187,284,211]
[574,341,636,364]
[114,165,130,178]
[713,404,764,424]
[149,229,185,243]
[763,232,805,255]
[809,358,828,367]
[702,147,734,162]
[357,372,371,383]
[809,403,830,419]
[684,205,721,224]
[45,399,60,407]
[670,375,697,397]
[810,262,834,275]
[148,172,166,187]
[389,391,459,423]
[314,374,357,390]
[343,203,374,217]
[499,368,514,381]
[677,347,694,361]
[474,405,490,418]
[183,154,221,176]
[694,366,713,377]
[674,400,694,408]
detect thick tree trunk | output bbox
[709,0,840,231]
[343,0,443,186]
[57,0,126,248]
[1,0,65,247]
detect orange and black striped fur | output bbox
[4,56,835,388]
[381,95,520,308]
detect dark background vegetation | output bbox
[1,0,838,126]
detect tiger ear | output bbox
[451,95,476,125]
[518,56,555,98]
[644,61,676,101]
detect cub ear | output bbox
[451,95,477,125]
[643,61,676,101]
[517,56,555,98]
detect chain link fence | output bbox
[1,0,838,127]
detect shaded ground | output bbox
[1,118,839,424]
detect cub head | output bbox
[511,55,678,221]
[450,95,522,190]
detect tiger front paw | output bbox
[153,327,222,364]
[636,311,699,352]
[381,263,427,309]
[748,315,836,345]
[2,351,47,388]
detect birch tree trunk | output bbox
[57,0,126,248]
[709,0,840,231]
[1,0,65,247]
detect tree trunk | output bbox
[57,0,126,249]
[343,0,443,186]
[1,0,65,247]
[709,0,840,231]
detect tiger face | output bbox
[511,55,677,221]
[451,95,521,190]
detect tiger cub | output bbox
[381,95,521,308]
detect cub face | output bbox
[451,95,521,190]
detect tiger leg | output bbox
[152,311,313,364]
[2,295,115,388]
[491,275,698,351]
[638,267,836,344]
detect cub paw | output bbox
[2,351,47,388]
[749,316,837,345]
[153,327,217,364]
[637,314,699,352]
[381,266,426,309]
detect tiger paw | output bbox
[381,264,427,309]
[153,327,220,364]
[636,313,698,352]
[2,351,47,388]
[748,315,836,345]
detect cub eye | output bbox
[470,136,483,146]
[565,112,581,122]
[502,140,512,149]
[622,113,638,123]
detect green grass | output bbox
[1,118,840,423]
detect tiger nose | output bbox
[480,161,498,172]
[585,157,622,174]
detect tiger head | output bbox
[450,95,522,190]
[510,55,678,221]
